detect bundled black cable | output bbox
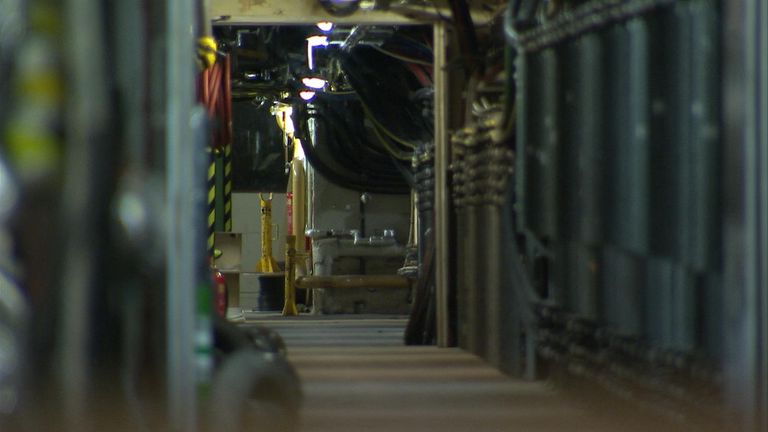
[338,45,433,143]
[292,96,410,194]
[405,141,437,345]
[291,31,438,196]
[405,232,436,345]
[306,96,409,183]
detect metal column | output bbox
[57,0,109,424]
[434,21,451,347]
[166,0,201,429]
[723,0,768,430]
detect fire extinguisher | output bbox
[212,267,228,317]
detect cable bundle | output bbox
[200,54,233,150]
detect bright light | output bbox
[306,35,329,45]
[316,21,334,32]
[284,114,295,134]
[272,105,296,135]
[293,139,305,160]
[302,77,327,89]
[299,90,316,101]
[306,35,329,70]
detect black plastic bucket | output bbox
[256,274,285,311]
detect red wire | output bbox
[223,55,232,146]
[198,54,234,151]
[208,63,222,117]
[200,68,210,106]
[407,63,431,87]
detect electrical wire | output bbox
[369,119,412,161]
[359,100,417,149]
[446,0,480,73]
[385,40,434,68]
[298,129,409,194]
[309,95,414,187]
[313,111,402,180]
[369,44,433,66]
[391,33,434,55]
[294,103,409,193]
[339,46,432,144]
[318,98,410,173]
[497,45,516,142]
[406,63,433,87]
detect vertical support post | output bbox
[207,149,217,256]
[59,0,107,424]
[283,235,299,316]
[434,21,451,347]
[291,158,307,275]
[723,0,768,430]
[222,54,233,232]
[166,0,198,428]
[223,143,233,231]
[214,150,225,231]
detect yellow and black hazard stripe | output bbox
[223,144,233,232]
[5,3,63,182]
[207,150,217,256]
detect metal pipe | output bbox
[455,207,468,349]
[312,238,406,277]
[484,204,502,367]
[296,275,411,290]
[58,0,110,422]
[291,158,307,275]
[434,21,451,347]
[473,204,488,359]
[723,0,768,428]
[341,26,367,52]
[464,205,479,354]
[411,189,419,250]
[165,0,199,425]
[283,235,298,316]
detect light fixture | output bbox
[302,77,327,89]
[306,35,329,70]
[271,104,295,134]
[316,21,334,32]
[299,90,316,101]
[306,35,329,45]
[318,0,360,17]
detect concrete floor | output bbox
[244,314,666,432]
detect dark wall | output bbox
[231,100,288,192]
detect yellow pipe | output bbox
[295,275,411,290]
[282,235,298,316]
[290,157,307,275]
[256,193,280,272]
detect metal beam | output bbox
[210,0,418,25]
[208,0,495,25]
[296,275,411,290]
